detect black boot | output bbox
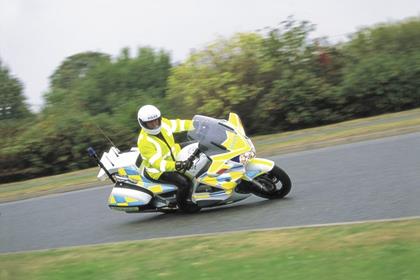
[177,188,201,213]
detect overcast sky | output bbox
[1,0,419,111]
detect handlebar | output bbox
[188,148,201,162]
[180,148,201,174]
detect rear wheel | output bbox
[253,165,291,199]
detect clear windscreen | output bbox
[187,115,237,156]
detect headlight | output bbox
[239,151,256,164]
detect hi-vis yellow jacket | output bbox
[137,117,193,179]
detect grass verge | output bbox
[0,167,107,203]
[1,108,420,203]
[1,218,419,280]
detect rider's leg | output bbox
[159,172,192,209]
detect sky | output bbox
[1,0,419,112]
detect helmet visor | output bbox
[144,118,161,129]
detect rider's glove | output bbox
[175,160,192,172]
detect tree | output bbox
[0,60,31,120]
[338,53,420,117]
[44,52,110,108]
[167,19,341,133]
[0,107,135,182]
[0,59,32,159]
[343,17,420,62]
[49,52,110,90]
[167,33,269,132]
[73,47,172,122]
[44,47,172,131]
[338,16,420,117]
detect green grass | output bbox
[253,108,420,156]
[0,167,105,202]
[1,108,420,203]
[1,219,419,280]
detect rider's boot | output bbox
[158,171,198,212]
[167,200,178,208]
[177,184,201,212]
[176,188,193,210]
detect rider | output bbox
[137,104,194,209]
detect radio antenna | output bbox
[93,123,117,148]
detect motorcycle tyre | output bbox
[253,165,292,199]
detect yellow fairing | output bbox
[220,181,237,190]
[228,112,245,135]
[203,114,252,189]
[198,169,245,192]
[192,189,233,200]
[245,158,275,179]
[193,193,210,199]
[200,176,219,186]
[222,130,249,151]
[248,158,275,168]
[229,171,244,181]
[207,130,251,175]
[199,175,238,190]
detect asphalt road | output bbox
[1,133,420,253]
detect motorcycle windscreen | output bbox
[188,115,251,157]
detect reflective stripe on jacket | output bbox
[137,117,193,179]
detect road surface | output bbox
[1,133,419,253]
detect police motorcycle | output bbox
[88,113,291,213]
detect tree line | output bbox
[1,17,420,183]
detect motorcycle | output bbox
[88,113,291,213]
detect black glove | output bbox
[175,160,193,172]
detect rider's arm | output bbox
[164,118,193,133]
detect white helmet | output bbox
[137,105,162,135]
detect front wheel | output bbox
[253,165,292,199]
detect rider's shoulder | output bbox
[138,130,151,143]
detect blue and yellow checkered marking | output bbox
[124,166,140,175]
[118,167,177,194]
[197,162,245,191]
[108,195,146,207]
[193,189,233,200]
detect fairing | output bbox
[187,113,258,194]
